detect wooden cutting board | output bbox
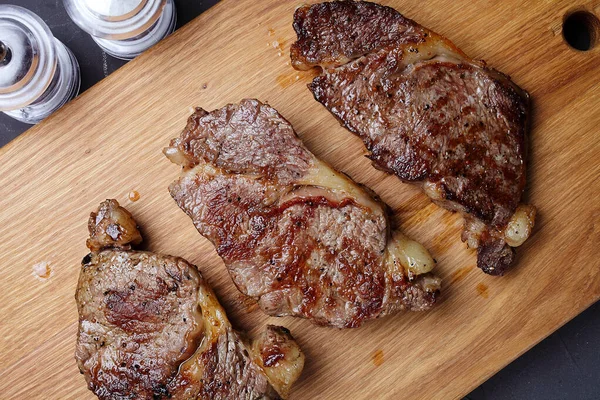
[1,0,599,398]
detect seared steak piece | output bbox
[165,99,440,329]
[291,0,536,275]
[76,200,304,400]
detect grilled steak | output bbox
[76,199,304,400]
[291,0,536,275]
[165,99,441,328]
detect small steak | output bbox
[76,199,304,399]
[291,0,536,275]
[165,99,440,328]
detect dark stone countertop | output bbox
[0,1,598,399]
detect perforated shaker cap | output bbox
[63,0,167,40]
[0,5,57,111]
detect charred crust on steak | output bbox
[477,237,516,276]
[82,253,93,265]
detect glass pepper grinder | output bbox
[0,5,81,124]
[63,0,176,60]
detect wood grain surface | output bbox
[1,1,599,399]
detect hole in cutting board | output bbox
[562,10,600,51]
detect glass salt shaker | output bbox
[63,0,176,60]
[0,5,81,124]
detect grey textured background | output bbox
[1,1,598,399]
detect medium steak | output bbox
[76,200,304,399]
[165,99,440,328]
[291,0,536,275]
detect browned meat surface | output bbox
[165,99,440,329]
[76,200,304,400]
[291,0,536,275]
[86,199,142,252]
